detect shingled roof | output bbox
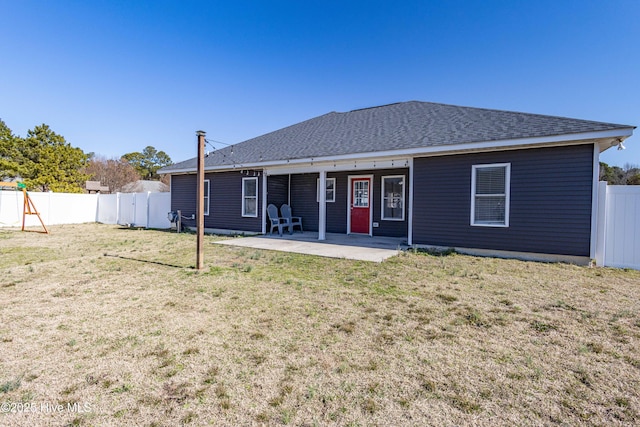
[161,101,633,173]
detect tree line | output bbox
[600,162,640,185]
[1,119,172,193]
[3,118,638,192]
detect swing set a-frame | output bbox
[0,182,49,234]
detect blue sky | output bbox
[1,0,638,167]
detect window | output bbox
[316,177,336,202]
[381,175,405,220]
[204,179,210,216]
[242,177,258,217]
[471,163,510,227]
[353,179,369,207]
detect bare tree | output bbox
[84,156,141,193]
[160,173,171,186]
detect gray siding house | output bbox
[159,101,635,262]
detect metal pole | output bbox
[196,130,206,270]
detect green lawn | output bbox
[0,223,638,426]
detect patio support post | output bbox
[262,171,267,234]
[318,170,327,240]
[407,157,414,246]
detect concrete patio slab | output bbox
[214,232,407,262]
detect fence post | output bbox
[95,193,100,222]
[146,191,151,228]
[595,181,608,267]
[116,192,121,225]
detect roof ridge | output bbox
[339,100,631,128]
[346,101,407,113]
[410,100,633,128]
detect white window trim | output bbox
[316,177,336,202]
[470,163,510,227]
[204,179,210,216]
[381,175,405,221]
[242,177,258,218]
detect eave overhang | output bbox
[160,127,635,176]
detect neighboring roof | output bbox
[121,180,169,193]
[85,181,110,193]
[85,181,102,191]
[160,101,634,173]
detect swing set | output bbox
[0,182,49,234]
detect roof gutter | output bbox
[160,127,635,175]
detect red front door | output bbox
[350,178,371,234]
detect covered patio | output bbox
[215,232,408,262]
[261,157,413,244]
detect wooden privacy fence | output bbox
[0,191,171,230]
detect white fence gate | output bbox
[0,191,171,229]
[596,183,640,270]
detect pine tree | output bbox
[19,124,90,192]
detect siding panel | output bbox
[170,174,197,229]
[412,144,593,256]
[326,172,348,233]
[290,174,319,231]
[210,172,262,232]
[267,175,289,208]
[170,171,262,233]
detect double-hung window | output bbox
[381,175,405,220]
[471,163,510,227]
[316,177,336,202]
[242,177,258,217]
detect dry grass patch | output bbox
[0,223,639,426]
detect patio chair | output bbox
[280,204,303,234]
[267,204,286,236]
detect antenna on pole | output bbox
[196,130,206,270]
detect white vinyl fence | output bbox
[596,183,640,270]
[2,185,639,270]
[97,192,172,229]
[0,191,171,229]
